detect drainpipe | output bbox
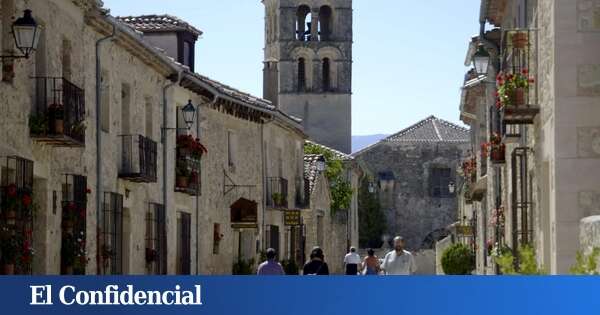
[95,25,115,274]
[260,116,275,251]
[162,70,182,273]
[195,93,219,275]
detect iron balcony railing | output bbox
[266,177,288,208]
[31,76,85,145]
[119,135,158,183]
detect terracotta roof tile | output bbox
[117,14,203,37]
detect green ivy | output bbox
[304,143,353,215]
[570,248,600,275]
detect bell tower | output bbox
[262,0,353,153]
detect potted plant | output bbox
[48,104,65,134]
[29,113,48,135]
[511,31,528,49]
[176,161,190,189]
[489,133,506,163]
[271,192,285,207]
[70,122,86,138]
[497,69,534,108]
[0,236,19,275]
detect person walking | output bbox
[257,248,285,275]
[302,247,330,275]
[380,236,417,275]
[343,247,361,275]
[361,248,380,275]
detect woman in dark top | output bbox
[303,247,330,275]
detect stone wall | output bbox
[355,141,469,251]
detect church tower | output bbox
[262,0,353,153]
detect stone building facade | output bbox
[354,116,470,251]
[262,0,353,153]
[0,0,349,275]
[458,0,600,274]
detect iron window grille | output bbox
[511,147,534,252]
[119,134,158,182]
[430,168,453,198]
[60,174,87,275]
[266,177,288,208]
[99,192,123,275]
[267,225,280,253]
[0,156,34,275]
[30,76,85,146]
[145,203,167,275]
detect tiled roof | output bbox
[188,72,275,111]
[305,140,353,161]
[304,154,323,194]
[384,116,470,143]
[117,14,203,37]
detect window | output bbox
[1,0,15,82]
[430,168,452,198]
[183,40,194,71]
[298,58,306,92]
[177,212,192,275]
[121,83,131,135]
[213,223,221,255]
[318,6,333,41]
[62,38,72,80]
[99,192,124,275]
[145,203,166,275]
[322,58,331,91]
[61,175,87,275]
[267,225,280,253]
[296,5,311,41]
[227,131,236,171]
[145,98,153,139]
[100,70,110,132]
[316,215,324,247]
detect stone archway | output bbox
[421,228,451,250]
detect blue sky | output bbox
[103,0,480,135]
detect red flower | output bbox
[528,78,535,83]
[67,202,76,212]
[522,68,529,75]
[86,188,92,194]
[6,184,17,197]
[22,194,32,207]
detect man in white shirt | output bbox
[381,236,417,275]
[343,247,361,275]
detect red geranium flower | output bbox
[522,68,529,75]
[86,188,92,194]
[6,184,17,197]
[22,194,32,207]
[67,202,76,212]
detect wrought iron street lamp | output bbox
[181,100,196,129]
[472,44,490,76]
[1,10,41,61]
[448,181,456,194]
[316,156,326,172]
[368,181,375,193]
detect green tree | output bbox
[304,143,353,215]
[495,245,546,275]
[357,177,386,248]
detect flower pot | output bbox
[64,265,74,275]
[491,145,506,163]
[5,210,16,225]
[51,118,64,134]
[2,264,15,275]
[63,220,74,234]
[512,32,528,49]
[176,176,189,189]
[513,88,526,106]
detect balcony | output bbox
[30,77,85,147]
[119,135,158,183]
[175,156,201,195]
[266,177,288,209]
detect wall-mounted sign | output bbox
[284,210,301,226]
[457,225,473,236]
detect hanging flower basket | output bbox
[511,31,528,49]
